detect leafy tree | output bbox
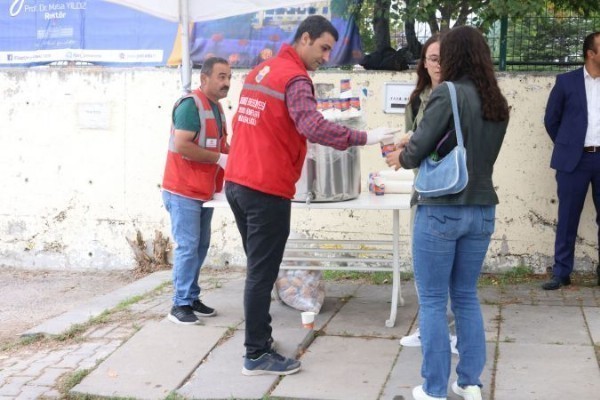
[361,0,600,54]
[503,4,599,69]
[354,0,403,52]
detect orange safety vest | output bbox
[225,44,311,199]
[162,89,229,201]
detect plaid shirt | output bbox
[286,76,367,150]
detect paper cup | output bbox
[374,177,385,196]
[380,137,396,157]
[301,311,316,329]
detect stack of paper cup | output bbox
[367,168,414,194]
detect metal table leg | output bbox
[386,209,404,327]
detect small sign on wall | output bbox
[77,102,111,130]
[383,82,415,114]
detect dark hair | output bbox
[583,31,600,59]
[293,15,339,43]
[440,26,509,122]
[408,34,440,105]
[201,57,229,76]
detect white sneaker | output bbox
[400,330,458,355]
[452,381,482,400]
[400,329,421,346]
[412,385,446,399]
[450,335,458,355]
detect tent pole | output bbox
[180,0,191,93]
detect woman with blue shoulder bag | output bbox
[386,26,510,400]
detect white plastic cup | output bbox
[301,311,316,329]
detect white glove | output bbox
[216,153,228,170]
[365,127,400,145]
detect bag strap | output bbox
[446,82,464,147]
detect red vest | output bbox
[162,89,229,201]
[225,44,311,199]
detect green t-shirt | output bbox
[173,97,223,136]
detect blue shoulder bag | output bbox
[414,81,468,198]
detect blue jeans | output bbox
[413,205,494,398]
[162,191,213,306]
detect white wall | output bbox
[0,67,597,273]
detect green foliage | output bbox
[509,13,593,63]
[553,0,600,16]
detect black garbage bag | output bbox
[360,46,412,71]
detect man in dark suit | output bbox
[543,31,600,290]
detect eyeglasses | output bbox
[426,56,440,65]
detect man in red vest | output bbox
[225,16,396,375]
[162,57,231,325]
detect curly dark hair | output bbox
[440,26,509,122]
[408,34,440,105]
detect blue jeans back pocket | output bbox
[480,206,496,236]
[424,205,463,239]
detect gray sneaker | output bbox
[242,351,301,376]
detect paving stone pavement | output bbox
[0,268,598,400]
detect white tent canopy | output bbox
[105,0,318,92]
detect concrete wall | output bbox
[0,67,597,273]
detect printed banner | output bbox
[1,0,362,67]
[188,1,363,67]
[1,0,178,66]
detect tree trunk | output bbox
[373,0,391,51]
[403,0,422,58]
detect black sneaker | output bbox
[242,351,301,376]
[168,305,200,325]
[192,299,216,317]
[541,276,571,290]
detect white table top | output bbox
[205,191,411,211]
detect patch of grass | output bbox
[0,333,44,352]
[3,288,160,352]
[115,295,145,311]
[164,393,187,400]
[479,266,597,288]
[60,393,136,400]
[323,271,392,285]
[54,309,113,342]
[322,271,413,285]
[58,368,91,394]
[479,265,539,287]
[55,323,89,342]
